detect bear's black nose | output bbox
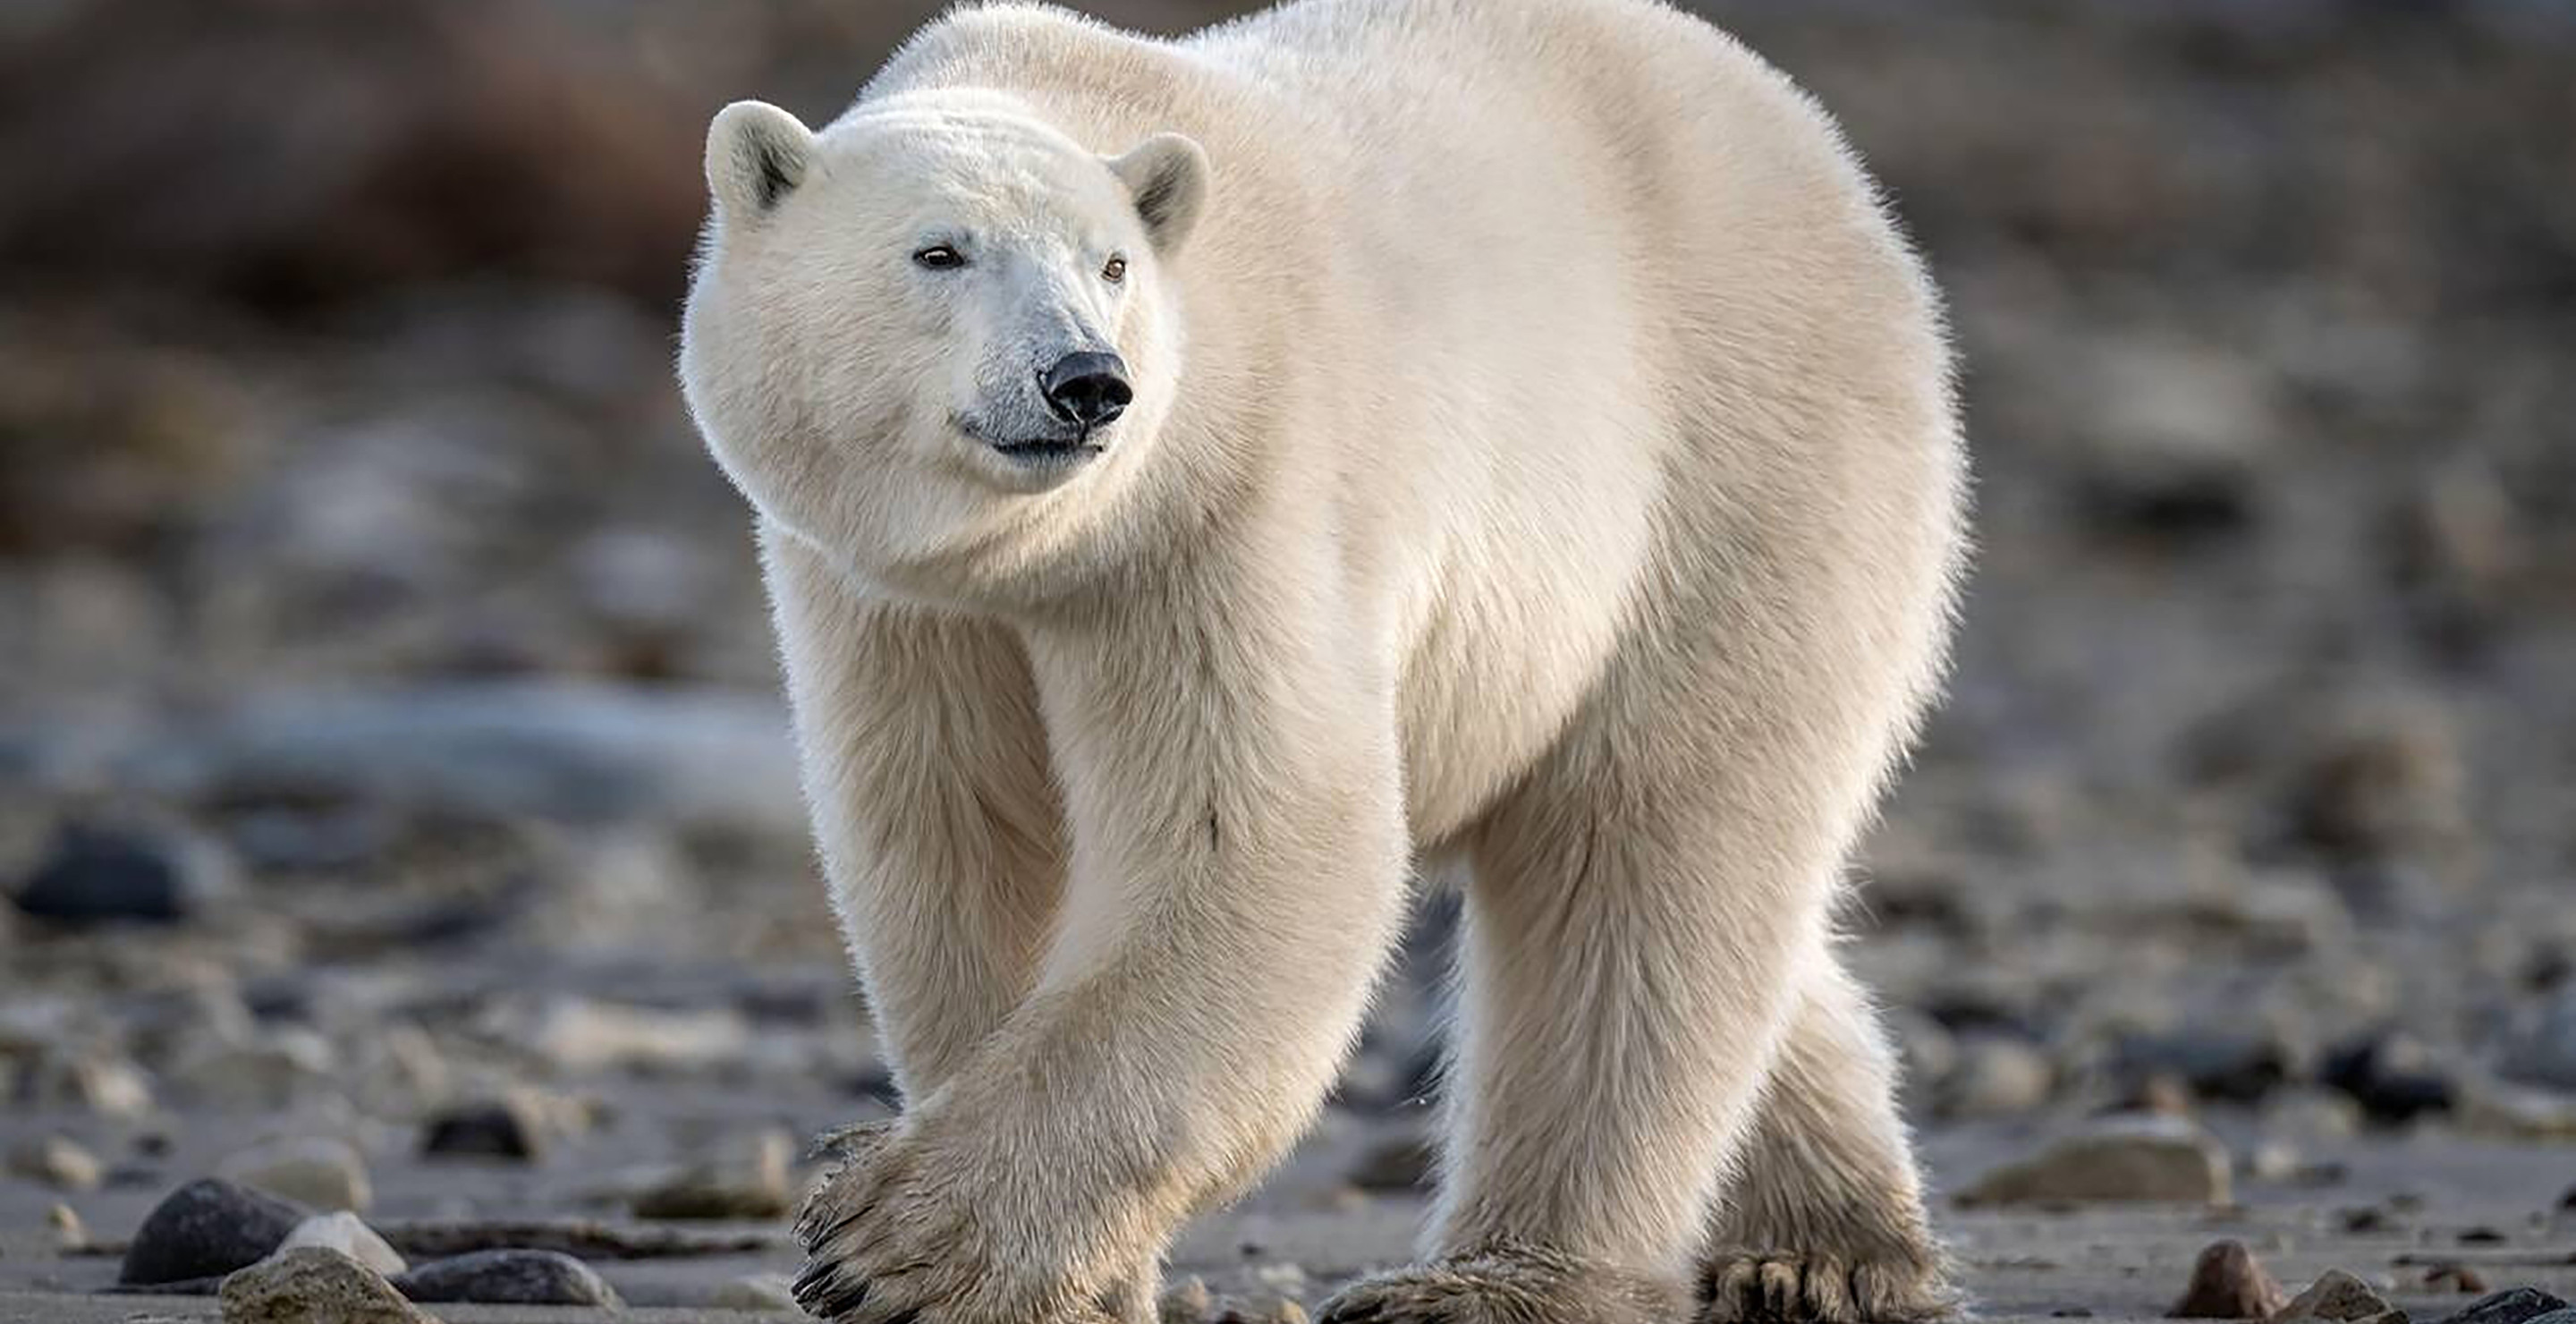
[1040,351,1132,429]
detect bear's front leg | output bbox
[792,591,1412,1324]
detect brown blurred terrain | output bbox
[2,1,2573,1320]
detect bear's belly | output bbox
[1388,431,1665,849]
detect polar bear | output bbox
[675,1,1967,1322]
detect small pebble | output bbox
[631,1127,792,1219]
[6,1134,103,1192]
[2421,1265,2487,1294]
[1160,1275,1216,1324]
[2169,1239,2286,1319]
[47,1201,87,1251]
[1937,1034,2055,1118]
[419,1096,547,1162]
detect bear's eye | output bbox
[1101,254,1128,284]
[912,245,967,270]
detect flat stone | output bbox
[279,1212,405,1277]
[217,1245,435,1324]
[2169,1239,2285,1319]
[122,1177,309,1286]
[390,1249,621,1307]
[1959,1115,2233,1206]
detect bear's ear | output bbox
[1107,132,1210,255]
[707,100,815,218]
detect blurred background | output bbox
[2,0,2572,1315]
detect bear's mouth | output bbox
[953,412,1106,468]
[989,437,1104,464]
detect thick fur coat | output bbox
[676,2,1969,1321]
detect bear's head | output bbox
[678,93,1209,590]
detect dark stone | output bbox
[12,819,231,926]
[2321,1033,2455,1125]
[2437,1288,2568,1324]
[118,1177,308,1286]
[419,1098,545,1162]
[2079,458,2256,546]
[2116,1031,2292,1104]
[392,1249,621,1307]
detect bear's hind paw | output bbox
[1698,1250,1961,1324]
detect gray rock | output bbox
[217,1245,435,1324]
[122,1177,309,1286]
[9,817,234,925]
[220,1138,373,1213]
[280,1212,405,1277]
[1958,1115,2232,1207]
[2497,986,2576,1091]
[2169,1239,2285,1319]
[391,1249,621,1307]
[2438,1288,2567,1324]
[2275,1269,2404,1324]
[5,1134,103,1191]
[117,682,799,831]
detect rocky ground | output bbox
[3,0,2573,1321]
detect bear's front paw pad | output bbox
[1316,1245,1679,1324]
[1698,1251,1958,1324]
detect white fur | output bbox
[678,3,1968,1321]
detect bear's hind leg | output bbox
[1318,715,1847,1324]
[1699,959,1957,1323]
